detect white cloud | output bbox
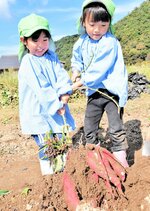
[0,45,18,56]
[36,7,79,14]
[0,0,16,19]
[42,0,49,6]
[113,1,144,23]
[115,1,144,15]
[27,0,48,5]
[53,34,66,41]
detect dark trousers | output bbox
[84,90,128,152]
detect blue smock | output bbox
[71,32,128,107]
[18,50,75,134]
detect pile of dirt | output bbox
[1,145,150,211]
[1,120,150,211]
[43,147,150,211]
[0,94,150,210]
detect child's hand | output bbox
[60,94,70,104]
[57,106,65,116]
[72,80,83,91]
[71,70,81,82]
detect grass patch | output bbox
[127,61,150,80]
[0,70,18,107]
[0,62,149,108]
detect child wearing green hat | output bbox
[71,0,129,168]
[18,13,75,175]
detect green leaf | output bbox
[21,187,31,196]
[0,190,10,195]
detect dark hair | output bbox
[81,2,111,24]
[24,29,51,41]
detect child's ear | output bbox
[20,37,26,44]
[83,22,86,28]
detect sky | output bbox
[0,0,145,56]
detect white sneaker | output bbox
[39,159,54,175]
[113,150,129,168]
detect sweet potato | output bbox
[63,171,79,211]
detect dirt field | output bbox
[0,93,150,211]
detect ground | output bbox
[0,93,150,211]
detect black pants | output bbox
[84,90,128,152]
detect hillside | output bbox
[55,0,150,70]
[55,34,79,70]
[114,0,150,65]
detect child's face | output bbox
[23,31,49,57]
[83,13,110,40]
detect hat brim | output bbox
[23,26,50,37]
[82,0,103,9]
[82,0,115,17]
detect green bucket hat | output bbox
[77,0,116,34]
[18,13,55,62]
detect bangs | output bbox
[82,3,111,23]
[29,29,51,40]
[88,7,110,22]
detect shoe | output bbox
[113,150,129,168]
[39,159,54,175]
